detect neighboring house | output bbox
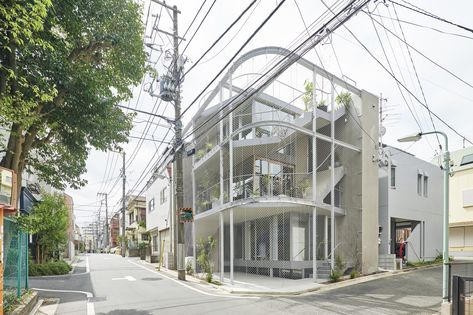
[145,164,173,266]
[125,195,147,255]
[447,146,473,257]
[378,145,443,268]
[83,223,97,253]
[187,46,379,282]
[110,213,120,248]
[73,224,82,253]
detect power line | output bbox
[367,13,473,91]
[389,5,441,148]
[180,0,208,46]
[181,0,217,56]
[367,12,473,41]
[342,20,473,146]
[178,0,288,122]
[389,0,473,35]
[183,0,258,77]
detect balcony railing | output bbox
[195,172,345,214]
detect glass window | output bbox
[390,166,396,188]
[423,176,428,197]
[417,174,422,196]
[160,187,167,204]
[461,153,473,166]
[148,198,155,212]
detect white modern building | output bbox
[378,145,443,267]
[187,46,380,284]
[145,165,174,266]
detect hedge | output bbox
[29,260,72,276]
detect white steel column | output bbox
[230,208,234,284]
[191,142,196,270]
[312,69,317,280]
[312,208,317,281]
[324,215,328,259]
[229,75,234,203]
[219,212,224,282]
[330,83,335,270]
[219,87,224,206]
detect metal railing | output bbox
[448,261,473,302]
[452,275,473,315]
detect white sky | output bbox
[68,0,473,227]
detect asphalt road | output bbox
[30,254,442,315]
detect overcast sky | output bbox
[68,0,473,227]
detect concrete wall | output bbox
[360,90,379,274]
[450,167,473,224]
[146,168,172,233]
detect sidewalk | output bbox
[132,257,441,296]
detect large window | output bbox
[254,158,294,197]
[160,187,167,204]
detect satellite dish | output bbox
[380,125,386,136]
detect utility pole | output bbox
[172,3,185,282]
[121,151,126,257]
[153,0,186,280]
[98,193,109,252]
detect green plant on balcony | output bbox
[138,220,146,229]
[335,91,352,109]
[317,99,328,111]
[260,174,271,196]
[297,178,311,198]
[196,149,205,160]
[302,80,314,111]
[205,142,213,152]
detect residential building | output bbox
[448,146,473,257]
[187,46,379,283]
[110,213,120,248]
[378,145,443,268]
[145,164,174,266]
[83,223,96,253]
[125,195,147,256]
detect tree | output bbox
[17,192,69,263]
[0,0,147,190]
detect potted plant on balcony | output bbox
[205,142,213,153]
[297,178,311,199]
[317,99,328,112]
[211,189,220,208]
[302,80,314,111]
[196,149,205,160]
[335,91,352,109]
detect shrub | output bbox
[329,269,342,282]
[197,236,216,283]
[29,260,71,276]
[350,270,360,279]
[186,260,194,276]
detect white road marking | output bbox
[86,255,90,273]
[127,260,258,299]
[112,275,136,281]
[32,288,95,315]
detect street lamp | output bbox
[398,131,450,302]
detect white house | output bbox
[378,145,443,267]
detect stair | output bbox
[317,261,332,279]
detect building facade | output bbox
[448,146,473,257]
[125,195,147,255]
[187,46,379,284]
[378,145,443,267]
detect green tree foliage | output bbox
[197,236,216,283]
[0,0,147,190]
[17,192,69,263]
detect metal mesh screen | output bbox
[3,217,29,308]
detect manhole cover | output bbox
[141,277,162,281]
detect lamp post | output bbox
[398,131,450,302]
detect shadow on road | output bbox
[98,310,152,315]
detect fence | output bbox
[452,275,473,315]
[3,217,29,310]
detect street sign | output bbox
[178,207,193,223]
